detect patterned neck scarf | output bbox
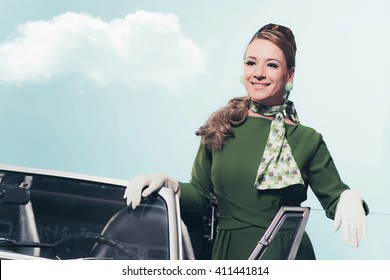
[250,99,304,190]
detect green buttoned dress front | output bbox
[179,116,353,260]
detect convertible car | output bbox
[0,164,309,260]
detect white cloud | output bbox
[0,11,208,93]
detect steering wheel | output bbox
[49,232,141,260]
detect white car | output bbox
[0,164,309,260]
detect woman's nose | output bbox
[253,65,266,80]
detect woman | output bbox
[124,23,368,259]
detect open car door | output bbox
[249,206,310,260]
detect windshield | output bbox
[0,170,170,260]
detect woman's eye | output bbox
[268,63,279,69]
[244,60,256,66]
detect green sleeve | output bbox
[178,142,214,213]
[308,134,350,219]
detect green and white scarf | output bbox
[250,99,304,190]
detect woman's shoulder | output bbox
[295,122,320,133]
[291,122,323,142]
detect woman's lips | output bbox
[251,82,270,89]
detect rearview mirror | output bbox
[0,174,30,205]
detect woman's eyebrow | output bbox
[245,56,281,64]
[266,58,282,63]
[244,56,257,60]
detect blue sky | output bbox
[0,0,389,259]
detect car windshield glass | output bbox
[0,171,170,260]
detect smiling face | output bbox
[243,38,294,106]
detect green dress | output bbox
[179,116,352,260]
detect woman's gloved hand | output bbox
[333,190,367,248]
[123,174,179,209]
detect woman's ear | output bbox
[287,67,295,82]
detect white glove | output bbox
[123,174,179,209]
[333,190,366,248]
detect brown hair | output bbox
[196,24,297,151]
